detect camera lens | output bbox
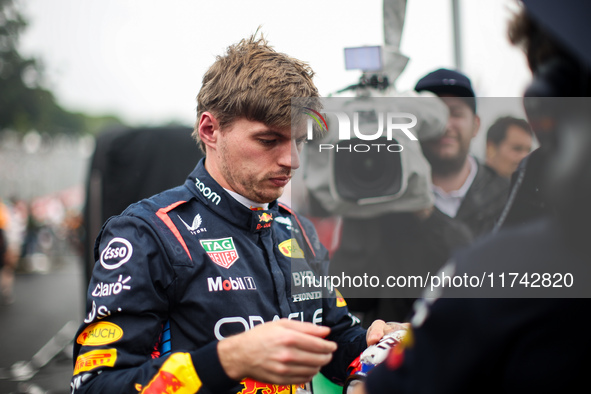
[334,137,403,202]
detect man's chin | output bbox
[434,147,461,159]
[254,187,284,205]
[425,152,467,176]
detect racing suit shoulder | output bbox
[74,184,241,393]
[113,183,211,267]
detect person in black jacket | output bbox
[415,68,510,238]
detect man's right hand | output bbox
[217,319,337,385]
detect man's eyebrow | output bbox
[253,130,284,137]
[254,129,302,140]
[448,103,467,112]
[252,128,306,140]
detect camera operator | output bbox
[303,93,475,325]
[352,1,591,392]
[415,69,510,238]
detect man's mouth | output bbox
[438,135,458,145]
[269,176,291,187]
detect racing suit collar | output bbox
[185,158,278,233]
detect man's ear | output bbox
[198,112,220,151]
[472,114,481,138]
[486,141,497,160]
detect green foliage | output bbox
[0,0,124,135]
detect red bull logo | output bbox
[139,352,202,394]
[256,213,274,230]
[239,378,303,394]
[258,213,273,223]
[142,371,183,394]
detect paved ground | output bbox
[0,254,85,394]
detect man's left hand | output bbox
[365,320,410,346]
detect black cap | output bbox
[415,68,476,112]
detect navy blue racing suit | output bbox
[71,158,366,394]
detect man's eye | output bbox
[296,138,307,146]
[259,139,276,145]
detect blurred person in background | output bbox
[485,116,533,179]
[0,198,15,304]
[6,197,28,264]
[415,68,510,238]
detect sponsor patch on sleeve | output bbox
[76,322,123,346]
[239,378,304,394]
[74,349,117,375]
[100,237,133,270]
[278,238,305,259]
[199,237,239,269]
[335,288,347,307]
[139,352,202,394]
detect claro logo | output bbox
[195,177,221,205]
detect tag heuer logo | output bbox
[200,237,239,269]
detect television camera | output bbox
[301,45,448,218]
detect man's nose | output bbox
[280,139,300,170]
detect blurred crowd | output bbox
[0,189,83,304]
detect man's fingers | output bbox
[286,330,337,354]
[366,319,387,345]
[350,382,367,394]
[277,319,331,337]
[386,321,410,332]
[275,346,334,368]
[264,351,332,384]
[366,319,410,345]
[218,319,337,383]
[274,319,337,353]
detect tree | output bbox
[0,0,123,134]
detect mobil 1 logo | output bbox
[207,276,257,292]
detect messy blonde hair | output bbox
[193,32,320,152]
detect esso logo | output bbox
[100,237,133,270]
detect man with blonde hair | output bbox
[72,34,393,394]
